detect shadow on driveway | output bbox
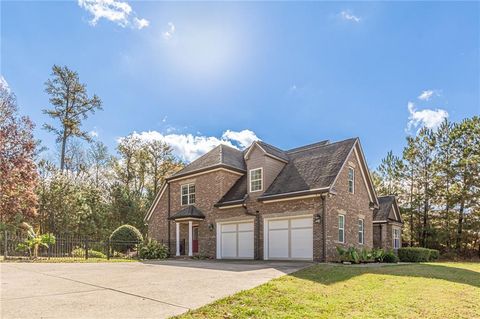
[141,259,313,273]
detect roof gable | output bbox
[170,144,245,179]
[374,196,403,223]
[244,141,289,162]
[260,138,357,198]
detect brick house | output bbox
[373,196,403,251]
[145,138,402,261]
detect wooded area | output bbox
[1,65,479,258]
[373,118,480,258]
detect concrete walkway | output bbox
[0,260,311,318]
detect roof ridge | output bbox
[257,140,286,153]
[287,138,356,154]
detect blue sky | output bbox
[1,1,479,168]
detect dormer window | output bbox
[348,167,355,194]
[181,183,195,205]
[249,168,263,192]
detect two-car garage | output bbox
[216,215,313,261]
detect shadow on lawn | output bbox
[291,263,480,288]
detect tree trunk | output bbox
[456,198,465,252]
[408,168,415,247]
[60,129,68,171]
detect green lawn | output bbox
[177,262,480,319]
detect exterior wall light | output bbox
[208,223,215,231]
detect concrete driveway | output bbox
[0,260,311,318]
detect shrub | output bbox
[138,238,168,259]
[371,248,386,262]
[383,250,399,263]
[428,249,440,260]
[336,246,360,264]
[398,247,434,262]
[72,247,106,259]
[110,224,143,253]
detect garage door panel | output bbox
[268,229,289,258]
[269,220,289,230]
[219,222,254,259]
[238,232,254,258]
[221,232,237,258]
[291,228,313,259]
[238,223,253,232]
[265,217,313,261]
[291,218,313,228]
[221,224,237,232]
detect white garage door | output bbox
[265,216,313,260]
[217,221,254,259]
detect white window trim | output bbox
[393,228,400,249]
[338,214,345,243]
[249,168,263,193]
[348,167,355,194]
[358,219,364,244]
[181,183,195,206]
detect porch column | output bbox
[188,221,193,256]
[176,222,180,256]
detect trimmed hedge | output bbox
[72,248,106,259]
[383,250,399,263]
[398,247,440,262]
[110,224,144,253]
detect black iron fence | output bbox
[0,231,142,260]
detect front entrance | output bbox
[192,226,199,253]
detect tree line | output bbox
[1,65,479,257]
[372,118,480,258]
[1,65,183,238]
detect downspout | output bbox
[321,194,327,262]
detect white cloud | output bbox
[340,11,361,23]
[221,129,259,149]
[118,129,260,162]
[0,75,10,93]
[78,0,149,30]
[162,22,175,40]
[417,89,441,101]
[89,130,99,137]
[133,17,149,30]
[407,102,449,132]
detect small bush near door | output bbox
[398,247,440,262]
[138,238,168,259]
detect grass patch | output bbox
[177,262,480,319]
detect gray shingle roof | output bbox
[374,196,402,223]
[256,141,289,161]
[215,175,248,206]
[260,138,357,198]
[169,205,206,220]
[216,138,358,204]
[170,144,245,179]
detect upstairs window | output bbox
[250,168,263,192]
[181,183,195,205]
[358,219,364,244]
[393,228,401,249]
[338,215,345,243]
[348,167,355,193]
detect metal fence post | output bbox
[85,238,89,260]
[3,230,7,260]
[106,238,110,260]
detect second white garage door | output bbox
[217,221,254,259]
[264,216,313,260]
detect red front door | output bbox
[192,226,199,253]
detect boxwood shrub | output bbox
[72,248,106,259]
[398,247,439,262]
[110,224,144,253]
